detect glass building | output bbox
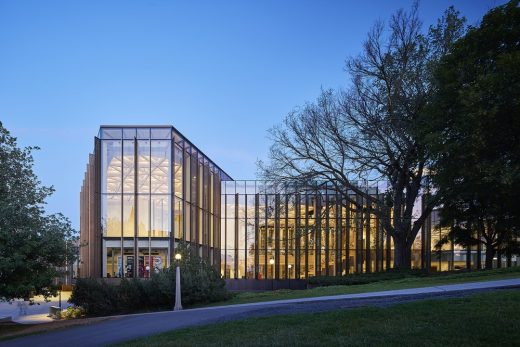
[80,125,516,280]
[80,126,231,278]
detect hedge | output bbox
[69,243,230,316]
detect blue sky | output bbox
[0,0,505,229]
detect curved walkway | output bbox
[2,278,520,347]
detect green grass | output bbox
[207,266,520,306]
[118,289,520,347]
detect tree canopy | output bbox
[0,122,77,301]
[420,0,520,268]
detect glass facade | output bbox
[94,126,229,278]
[220,181,395,279]
[80,125,517,280]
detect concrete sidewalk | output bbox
[2,278,519,347]
[0,292,73,324]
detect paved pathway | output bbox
[2,278,519,347]
[0,292,73,324]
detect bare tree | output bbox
[259,5,465,269]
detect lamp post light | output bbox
[269,258,275,291]
[173,253,182,311]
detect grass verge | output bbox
[118,288,520,347]
[209,266,520,306]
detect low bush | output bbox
[68,277,118,316]
[60,306,86,319]
[69,242,230,316]
[308,269,431,287]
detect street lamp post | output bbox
[173,253,182,311]
[269,258,275,291]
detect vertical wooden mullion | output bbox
[254,193,259,279]
[244,192,247,279]
[223,195,227,278]
[148,138,152,277]
[314,192,321,276]
[120,139,124,278]
[325,194,330,276]
[285,194,289,279]
[355,194,363,273]
[295,193,300,279]
[336,193,341,276]
[305,194,309,278]
[133,137,138,278]
[170,138,175,266]
[274,194,280,280]
[345,195,350,275]
[234,193,238,279]
[264,194,268,280]
[365,201,371,273]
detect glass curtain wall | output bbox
[99,126,225,278]
[221,181,385,279]
[220,181,470,280]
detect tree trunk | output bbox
[393,238,412,270]
[466,247,472,270]
[485,245,494,270]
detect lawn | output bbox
[208,266,520,306]
[118,289,520,347]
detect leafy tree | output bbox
[259,4,465,269]
[0,122,77,301]
[422,0,520,268]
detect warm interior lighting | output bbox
[288,264,292,269]
[269,258,275,265]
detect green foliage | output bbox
[308,269,431,287]
[60,306,86,319]
[69,278,118,316]
[0,121,77,301]
[419,0,520,266]
[174,242,229,305]
[70,243,229,316]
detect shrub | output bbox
[60,306,86,319]
[117,278,147,313]
[175,242,229,305]
[69,278,117,316]
[308,269,430,287]
[69,243,229,316]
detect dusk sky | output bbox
[0,0,505,230]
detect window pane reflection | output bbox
[138,141,150,194]
[151,140,170,194]
[102,140,122,193]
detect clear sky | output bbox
[0,0,505,230]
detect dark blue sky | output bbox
[0,0,505,229]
